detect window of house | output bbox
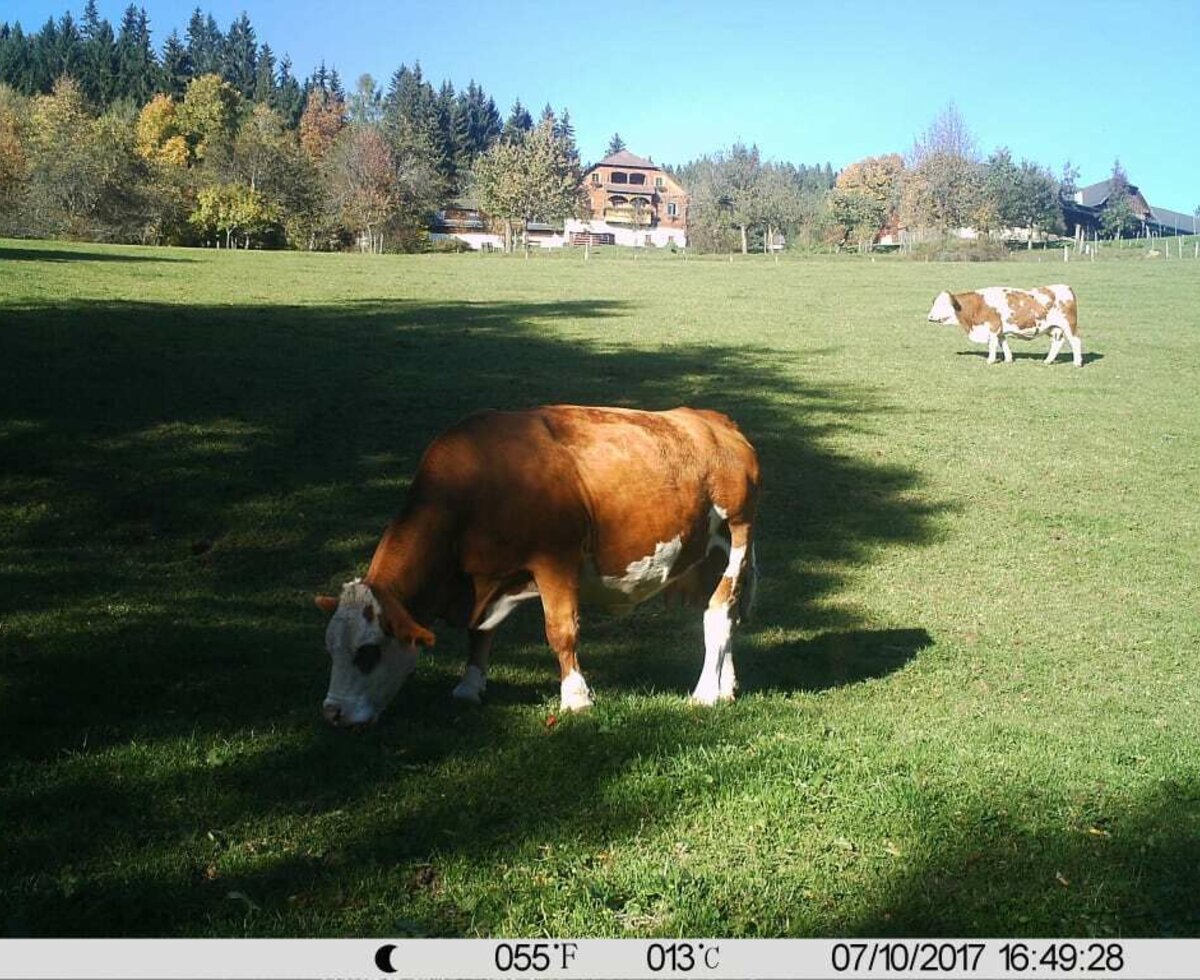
[591,172,600,185]
[667,202,678,218]
[655,176,665,189]
[629,173,645,185]
[611,172,627,184]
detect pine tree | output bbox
[223,13,257,99]
[0,24,34,95]
[55,13,84,86]
[274,54,304,126]
[159,30,192,99]
[605,132,626,156]
[253,43,275,104]
[186,9,222,78]
[31,18,59,93]
[311,61,329,94]
[80,1,118,106]
[503,98,532,141]
[382,63,437,144]
[434,79,458,190]
[480,95,501,147]
[328,67,344,100]
[381,63,446,206]
[115,6,157,106]
[555,108,578,166]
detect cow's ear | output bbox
[314,595,339,614]
[370,585,437,649]
[948,293,961,311]
[408,624,437,648]
[383,616,438,649]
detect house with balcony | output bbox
[565,150,689,247]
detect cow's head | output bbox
[928,291,960,325]
[314,579,435,727]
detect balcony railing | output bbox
[604,207,653,226]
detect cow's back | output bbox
[414,406,758,581]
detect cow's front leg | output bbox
[534,563,592,711]
[986,332,1000,364]
[1045,330,1065,364]
[692,524,754,706]
[451,628,493,703]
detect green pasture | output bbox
[1,239,1197,937]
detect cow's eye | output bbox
[353,643,382,673]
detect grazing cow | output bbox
[314,406,761,727]
[927,284,1083,366]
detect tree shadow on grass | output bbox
[0,245,196,263]
[0,293,947,935]
[849,777,1200,937]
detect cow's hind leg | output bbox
[452,629,493,703]
[1000,337,1014,363]
[533,563,592,711]
[1067,330,1083,367]
[987,332,1000,365]
[692,522,754,705]
[1045,328,1065,364]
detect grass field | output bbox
[1,238,1198,938]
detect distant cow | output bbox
[928,284,1083,366]
[314,406,761,727]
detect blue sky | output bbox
[8,0,1200,212]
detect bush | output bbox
[429,236,474,254]
[909,238,1010,262]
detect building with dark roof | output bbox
[1062,178,1194,238]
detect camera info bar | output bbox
[1,938,1197,979]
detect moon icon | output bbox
[374,943,398,973]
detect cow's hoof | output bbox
[451,684,483,704]
[560,693,593,712]
[452,667,486,704]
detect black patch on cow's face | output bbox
[353,643,383,674]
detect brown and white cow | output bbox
[927,284,1083,366]
[314,406,761,727]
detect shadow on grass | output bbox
[953,349,1105,365]
[0,245,196,263]
[1,292,947,934]
[851,778,1200,937]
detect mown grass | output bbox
[1,238,1198,938]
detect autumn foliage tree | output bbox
[0,84,29,220]
[831,153,904,250]
[299,87,346,163]
[326,125,399,252]
[901,103,983,237]
[472,117,581,252]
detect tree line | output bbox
[677,106,1157,255]
[0,3,583,250]
[0,9,1154,253]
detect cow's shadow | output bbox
[954,349,1105,365]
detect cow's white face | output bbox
[318,580,418,727]
[928,291,959,325]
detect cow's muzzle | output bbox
[321,699,376,729]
